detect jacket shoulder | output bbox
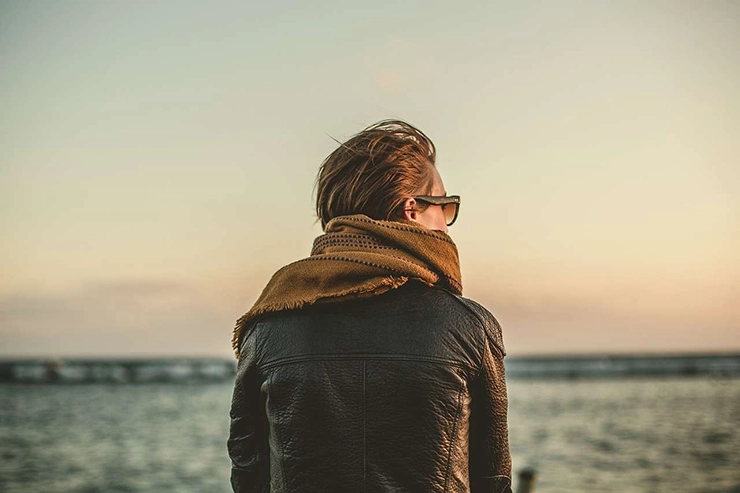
[445,292,506,358]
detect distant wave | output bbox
[1,354,738,384]
[504,354,740,379]
[0,358,237,384]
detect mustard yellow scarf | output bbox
[231,214,463,358]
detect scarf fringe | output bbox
[231,275,412,357]
[230,215,462,359]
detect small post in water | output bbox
[516,467,536,493]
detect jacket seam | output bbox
[474,334,488,383]
[437,289,489,381]
[238,320,260,360]
[436,288,506,371]
[260,354,470,372]
[363,359,367,493]
[270,372,286,492]
[442,384,465,492]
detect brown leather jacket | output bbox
[228,280,512,492]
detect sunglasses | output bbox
[407,195,461,226]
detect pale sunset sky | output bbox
[1,1,738,358]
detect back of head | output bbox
[314,119,437,231]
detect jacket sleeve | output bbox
[228,325,270,493]
[468,311,513,493]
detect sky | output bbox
[1,0,738,358]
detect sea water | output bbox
[1,374,738,492]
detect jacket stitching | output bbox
[363,360,367,493]
[432,288,489,381]
[237,321,260,361]
[473,331,488,383]
[439,289,506,376]
[260,354,470,372]
[270,372,287,492]
[442,384,465,492]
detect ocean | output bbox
[1,357,738,493]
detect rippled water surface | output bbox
[1,378,738,492]
[507,378,740,493]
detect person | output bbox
[228,120,513,493]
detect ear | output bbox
[402,198,418,222]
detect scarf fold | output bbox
[231,214,463,358]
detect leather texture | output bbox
[228,280,512,493]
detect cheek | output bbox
[435,207,447,224]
